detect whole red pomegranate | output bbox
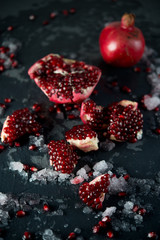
[99,13,145,67]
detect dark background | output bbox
[0,0,160,239]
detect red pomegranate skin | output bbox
[99,14,145,67]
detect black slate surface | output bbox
[0,0,160,239]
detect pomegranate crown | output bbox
[121,13,135,29]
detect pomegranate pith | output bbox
[79,174,110,209]
[28,54,101,104]
[48,140,79,174]
[65,125,99,152]
[1,108,41,144]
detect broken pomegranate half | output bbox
[48,140,79,174]
[106,100,143,142]
[1,108,41,144]
[80,99,108,131]
[65,125,99,152]
[28,54,101,104]
[79,173,110,209]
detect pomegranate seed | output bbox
[122,86,131,93]
[147,232,157,238]
[35,132,40,137]
[29,144,37,151]
[10,53,15,59]
[32,103,41,112]
[146,67,151,73]
[155,128,160,134]
[123,174,130,180]
[68,232,76,239]
[56,107,61,113]
[43,204,49,211]
[0,103,6,109]
[23,231,32,239]
[0,59,5,64]
[111,81,118,87]
[50,12,56,19]
[62,10,69,16]
[16,210,26,217]
[102,216,111,223]
[134,67,141,72]
[65,106,72,111]
[23,164,30,171]
[4,98,12,103]
[0,65,5,72]
[154,107,159,112]
[14,142,21,147]
[12,60,18,68]
[30,166,38,172]
[49,106,55,112]
[111,174,116,178]
[68,114,77,120]
[29,14,36,20]
[118,191,127,197]
[0,145,5,152]
[92,225,100,233]
[88,171,93,177]
[138,208,146,215]
[92,89,98,95]
[132,205,139,213]
[69,8,76,14]
[98,220,106,228]
[107,231,114,238]
[43,20,49,25]
[7,26,13,31]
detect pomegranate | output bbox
[80,99,108,131]
[106,100,143,142]
[99,13,145,67]
[1,108,41,144]
[28,54,101,104]
[65,125,99,152]
[48,140,79,174]
[79,174,110,209]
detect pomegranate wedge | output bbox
[28,54,101,104]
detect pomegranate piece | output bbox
[80,99,108,131]
[106,100,143,142]
[48,140,79,174]
[65,125,99,152]
[79,174,110,209]
[1,108,41,144]
[28,54,101,104]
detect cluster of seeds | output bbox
[107,103,143,142]
[65,125,97,140]
[1,108,41,143]
[48,140,79,174]
[81,99,108,130]
[79,174,110,209]
[29,54,101,102]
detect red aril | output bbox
[28,54,101,104]
[99,13,145,67]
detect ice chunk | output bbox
[74,228,81,234]
[144,95,160,110]
[29,135,48,152]
[124,201,134,210]
[100,139,115,151]
[42,229,61,240]
[93,160,108,173]
[0,193,8,205]
[76,167,88,180]
[30,168,58,184]
[134,214,143,224]
[58,173,70,182]
[102,206,116,217]
[83,164,91,173]
[83,206,92,214]
[0,106,5,116]
[108,176,128,195]
[9,161,24,172]
[93,171,101,177]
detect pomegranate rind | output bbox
[67,136,99,152]
[28,54,101,104]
